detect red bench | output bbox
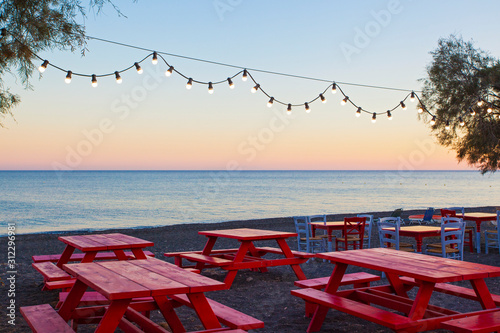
[441,311,500,332]
[32,262,72,283]
[32,250,155,263]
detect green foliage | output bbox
[0,0,122,126]
[420,35,500,173]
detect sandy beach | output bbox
[2,206,499,333]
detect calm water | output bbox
[0,170,498,235]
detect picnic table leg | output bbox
[81,251,98,263]
[196,236,218,271]
[248,243,268,273]
[276,238,307,280]
[95,299,131,333]
[386,273,409,298]
[408,280,435,320]
[154,295,186,333]
[415,236,424,253]
[131,248,148,259]
[58,279,88,321]
[188,292,222,330]
[223,241,252,287]
[470,278,496,309]
[56,245,76,268]
[113,249,129,260]
[308,263,348,333]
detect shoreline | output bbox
[2,206,499,332]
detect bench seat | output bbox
[169,294,264,330]
[291,288,413,331]
[164,249,240,257]
[32,250,155,263]
[441,311,500,333]
[179,253,233,266]
[32,262,72,281]
[254,246,316,258]
[294,272,380,289]
[20,304,74,333]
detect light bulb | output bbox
[356,107,361,117]
[287,104,292,114]
[331,82,337,94]
[267,97,274,108]
[477,99,484,107]
[445,120,450,130]
[208,82,214,94]
[186,78,193,89]
[319,94,326,103]
[387,110,392,120]
[371,113,376,123]
[418,107,424,114]
[487,106,493,113]
[400,101,407,110]
[115,71,122,84]
[430,116,436,125]
[459,117,465,126]
[305,103,310,113]
[410,91,416,102]
[227,78,234,89]
[341,96,348,106]
[134,62,143,74]
[165,66,174,77]
[38,60,49,73]
[152,52,158,65]
[251,84,260,93]
[91,74,97,87]
[242,69,248,81]
[469,107,476,116]
[65,71,72,84]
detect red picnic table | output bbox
[462,212,498,253]
[55,258,261,332]
[408,214,442,223]
[388,225,458,253]
[165,228,313,288]
[292,248,500,332]
[310,221,344,252]
[33,233,154,290]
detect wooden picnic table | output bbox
[166,228,312,288]
[462,212,498,253]
[58,258,230,333]
[387,225,457,253]
[292,248,500,332]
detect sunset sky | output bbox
[1,1,499,171]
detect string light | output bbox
[91,74,97,87]
[208,82,214,94]
[38,60,49,73]
[165,66,174,77]
[410,91,416,102]
[287,104,292,114]
[400,101,407,110]
[152,52,158,65]
[305,102,310,113]
[477,99,484,107]
[387,110,392,120]
[418,107,424,114]
[371,113,376,123]
[251,84,260,93]
[65,71,72,84]
[469,107,476,116]
[459,117,465,126]
[242,69,248,81]
[227,78,234,89]
[319,94,326,103]
[267,97,274,108]
[115,71,122,84]
[445,120,450,130]
[487,105,493,113]
[430,116,436,125]
[134,62,143,74]
[341,96,349,105]
[331,82,337,94]
[186,78,193,89]
[356,107,361,117]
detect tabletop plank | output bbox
[58,235,108,251]
[63,262,151,300]
[132,258,226,293]
[198,228,297,241]
[85,234,130,249]
[97,261,189,296]
[104,233,154,248]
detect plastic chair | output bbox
[425,217,466,260]
[335,217,366,251]
[441,208,474,253]
[377,217,415,252]
[293,216,324,253]
[357,214,374,248]
[422,207,435,225]
[485,211,500,254]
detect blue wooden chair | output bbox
[357,214,374,248]
[485,211,500,254]
[293,216,324,253]
[377,217,415,252]
[425,217,466,260]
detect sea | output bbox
[0,170,498,236]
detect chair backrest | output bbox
[445,207,465,216]
[440,209,457,218]
[422,207,434,222]
[440,217,466,260]
[390,208,403,217]
[358,214,374,248]
[293,216,310,239]
[342,217,366,244]
[378,217,402,250]
[308,214,327,225]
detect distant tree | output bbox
[420,35,500,173]
[0,0,125,126]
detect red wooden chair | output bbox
[335,217,366,251]
[440,209,474,253]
